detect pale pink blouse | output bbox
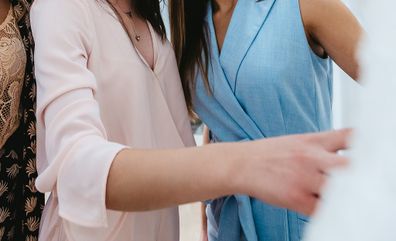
[31,0,195,240]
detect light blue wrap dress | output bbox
[193,0,333,241]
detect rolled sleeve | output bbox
[31,0,127,228]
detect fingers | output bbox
[303,171,326,195]
[319,151,349,170]
[297,194,319,216]
[309,128,352,152]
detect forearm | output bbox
[105,130,350,215]
[106,144,236,212]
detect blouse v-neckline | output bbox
[107,1,158,72]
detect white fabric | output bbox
[304,1,396,240]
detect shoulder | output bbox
[31,0,96,20]
[299,0,349,29]
[30,0,99,32]
[30,0,99,53]
[299,0,344,10]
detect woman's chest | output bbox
[86,8,185,113]
[218,30,315,97]
[87,8,167,91]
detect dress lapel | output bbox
[206,0,276,140]
[206,25,263,139]
[219,0,276,91]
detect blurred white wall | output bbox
[332,0,362,129]
[305,1,396,241]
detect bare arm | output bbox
[201,125,210,241]
[106,145,231,211]
[106,129,350,215]
[301,0,363,80]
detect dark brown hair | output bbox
[134,0,167,39]
[169,0,210,113]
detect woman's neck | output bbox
[213,0,237,13]
[112,0,133,13]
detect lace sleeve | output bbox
[0,8,27,148]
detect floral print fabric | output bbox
[0,0,44,240]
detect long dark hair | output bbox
[134,0,167,39]
[169,0,210,113]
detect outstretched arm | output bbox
[106,130,350,214]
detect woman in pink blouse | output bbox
[31,0,349,240]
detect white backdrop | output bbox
[305,1,396,240]
[332,0,361,129]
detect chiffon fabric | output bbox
[31,0,195,240]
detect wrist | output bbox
[224,140,272,198]
[210,142,246,196]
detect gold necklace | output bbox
[125,11,141,42]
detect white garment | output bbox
[304,1,396,241]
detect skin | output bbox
[200,0,363,239]
[107,129,349,212]
[0,0,10,24]
[110,0,155,69]
[201,126,211,241]
[301,0,362,79]
[105,0,349,227]
[213,0,362,80]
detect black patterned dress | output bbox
[0,1,44,240]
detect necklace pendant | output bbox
[135,35,141,41]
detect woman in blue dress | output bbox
[169,0,362,241]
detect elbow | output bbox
[105,149,144,212]
[105,149,129,211]
[352,63,361,81]
[346,62,360,81]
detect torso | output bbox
[212,0,325,58]
[126,15,155,69]
[195,1,333,240]
[34,1,195,240]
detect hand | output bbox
[231,129,350,216]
